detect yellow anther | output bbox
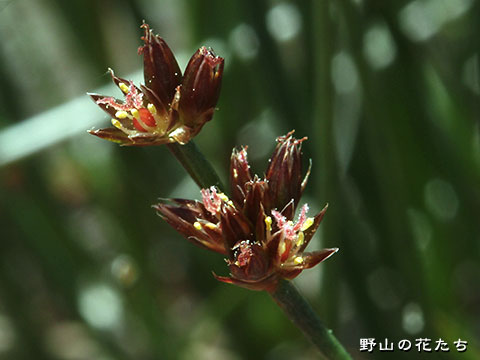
[219,193,229,202]
[193,222,202,230]
[205,223,217,230]
[296,231,305,247]
[294,256,304,265]
[119,82,129,93]
[278,240,286,256]
[130,109,140,119]
[287,220,294,227]
[301,217,315,231]
[111,119,122,129]
[115,110,129,119]
[233,168,238,178]
[147,103,157,115]
[265,216,272,232]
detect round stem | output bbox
[270,279,352,360]
[166,141,225,191]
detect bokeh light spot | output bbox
[331,52,359,94]
[424,178,459,221]
[266,3,302,43]
[229,23,260,61]
[363,23,397,70]
[399,0,474,42]
[402,302,425,334]
[78,283,123,331]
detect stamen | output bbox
[204,223,217,230]
[147,103,157,115]
[278,240,286,257]
[110,119,137,136]
[119,82,129,94]
[296,231,305,247]
[131,109,140,119]
[115,111,129,119]
[265,216,272,232]
[193,222,202,230]
[301,217,315,231]
[219,193,229,202]
[294,256,303,265]
[111,119,123,130]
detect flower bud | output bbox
[178,47,224,132]
[139,23,182,118]
[265,131,307,213]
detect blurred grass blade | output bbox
[0,70,142,167]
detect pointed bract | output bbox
[153,201,226,254]
[178,47,224,131]
[230,147,252,206]
[265,131,307,212]
[139,22,182,115]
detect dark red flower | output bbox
[155,132,338,292]
[88,23,224,146]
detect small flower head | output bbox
[155,132,337,292]
[88,23,224,146]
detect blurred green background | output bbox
[0,0,479,359]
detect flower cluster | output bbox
[155,132,337,291]
[88,23,224,146]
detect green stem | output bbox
[270,279,352,360]
[166,141,225,191]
